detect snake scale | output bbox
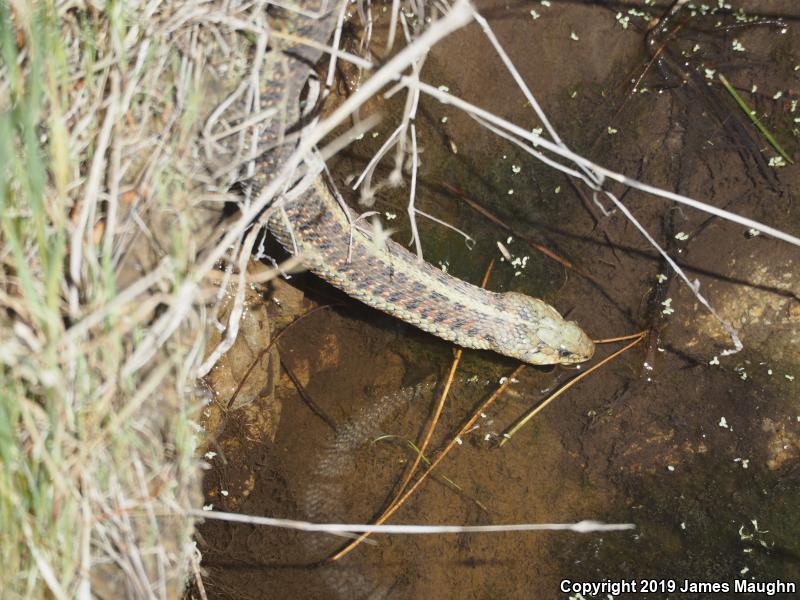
[255,1,594,366]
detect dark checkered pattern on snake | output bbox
[255,1,594,366]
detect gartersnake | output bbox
[256,1,594,366]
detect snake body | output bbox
[257,3,594,366]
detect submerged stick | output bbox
[372,435,488,512]
[498,332,647,447]
[442,182,604,288]
[593,331,646,344]
[391,260,494,501]
[330,363,527,561]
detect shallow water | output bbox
[196,1,800,598]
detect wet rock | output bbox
[265,277,309,328]
[672,253,799,366]
[203,283,281,438]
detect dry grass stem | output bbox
[191,508,635,535]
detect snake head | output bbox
[532,317,595,365]
[500,293,595,365]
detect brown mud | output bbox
[194,1,800,598]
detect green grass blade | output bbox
[718,73,794,165]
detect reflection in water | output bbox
[304,379,499,598]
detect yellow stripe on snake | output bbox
[258,1,594,366]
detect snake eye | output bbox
[559,348,572,358]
